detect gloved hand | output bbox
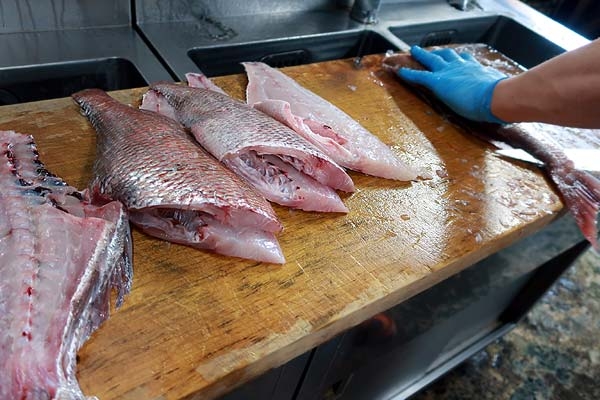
[398,45,508,124]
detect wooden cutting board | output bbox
[0,54,569,400]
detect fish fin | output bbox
[253,99,300,127]
[553,169,600,249]
[186,72,228,95]
[140,89,178,121]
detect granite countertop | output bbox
[411,247,600,400]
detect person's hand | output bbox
[398,45,508,124]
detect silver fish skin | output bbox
[0,130,132,400]
[73,88,285,263]
[242,62,423,181]
[142,82,354,213]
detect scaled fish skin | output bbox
[141,81,354,213]
[73,88,285,264]
[242,62,422,181]
[0,130,132,400]
[383,44,600,248]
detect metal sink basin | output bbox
[0,57,147,106]
[389,15,565,69]
[188,30,398,77]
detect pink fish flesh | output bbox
[0,130,132,400]
[242,62,421,181]
[141,81,354,213]
[383,45,600,249]
[73,89,285,263]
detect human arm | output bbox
[491,38,600,128]
[397,39,600,129]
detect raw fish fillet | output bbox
[141,81,354,213]
[383,44,600,248]
[242,62,421,181]
[73,89,285,263]
[0,130,132,400]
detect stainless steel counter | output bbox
[0,27,172,84]
[0,0,172,104]
[137,10,359,79]
[1,0,590,95]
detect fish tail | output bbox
[554,169,600,249]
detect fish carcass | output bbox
[383,44,600,248]
[241,62,422,181]
[0,130,132,400]
[141,81,355,213]
[72,89,285,264]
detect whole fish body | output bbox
[0,130,132,400]
[141,82,354,213]
[383,44,600,248]
[242,62,422,181]
[72,89,285,264]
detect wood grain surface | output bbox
[0,54,570,400]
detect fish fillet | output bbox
[141,82,354,213]
[72,89,285,264]
[242,62,421,181]
[383,44,600,248]
[0,130,132,400]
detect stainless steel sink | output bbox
[389,15,564,68]
[0,57,147,106]
[188,30,398,77]
[137,0,589,81]
[186,13,567,79]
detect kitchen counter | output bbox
[0,54,596,400]
[0,27,172,83]
[412,247,600,399]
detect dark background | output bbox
[523,0,600,39]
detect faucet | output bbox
[448,0,473,11]
[348,0,382,24]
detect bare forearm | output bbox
[491,38,600,128]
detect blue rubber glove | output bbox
[398,45,508,124]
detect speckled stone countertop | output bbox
[411,247,600,400]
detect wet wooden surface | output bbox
[0,54,575,400]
